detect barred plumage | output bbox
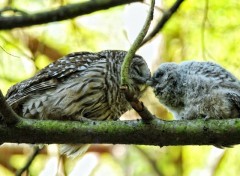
[6,50,151,156]
[148,61,240,120]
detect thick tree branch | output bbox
[0,117,240,147]
[141,0,185,46]
[0,0,141,30]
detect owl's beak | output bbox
[146,77,159,86]
[146,80,154,86]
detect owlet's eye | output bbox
[155,70,164,78]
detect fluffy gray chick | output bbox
[149,61,240,120]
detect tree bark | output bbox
[0,0,141,30]
[0,117,240,147]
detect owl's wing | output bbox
[6,52,102,106]
[179,61,238,83]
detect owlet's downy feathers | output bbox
[149,61,240,120]
[5,50,151,157]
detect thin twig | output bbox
[201,0,214,60]
[15,146,42,176]
[0,90,20,125]
[0,45,20,58]
[141,0,185,46]
[120,0,155,121]
[121,0,155,85]
[143,2,165,13]
[201,0,208,60]
[0,33,31,59]
[121,86,154,121]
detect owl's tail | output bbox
[59,144,91,157]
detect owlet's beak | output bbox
[146,79,154,86]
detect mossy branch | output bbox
[121,0,155,86]
[0,89,239,146]
[0,117,240,146]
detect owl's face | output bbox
[130,56,151,85]
[98,50,151,86]
[97,50,151,95]
[150,63,178,85]
[148,63,179,98]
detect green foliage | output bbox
[162,0,240,78]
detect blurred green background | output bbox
[0,0,240,175]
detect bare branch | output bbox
[0,6,28,16]
[121,86,154,121]
[141,0,185,46]
[0,0,141,30]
